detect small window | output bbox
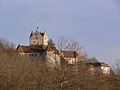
[35,54,37,56]
[29,54,34,57]
[36,37,38,39]
[40,52,43,56]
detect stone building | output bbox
[30,29,48,46]
[61,51,78,64]
[17,28,59,64]
[16,28,111,74]
[101,62,110,75]
[88,62,111,75]
[16,28,79,65]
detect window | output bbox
[29,54,34,57]
[35,54,37,56]
[36,37,38,39]
[40,53,43,56]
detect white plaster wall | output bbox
[101,66,110,74]
[46,51,60,65]
[64,57,76,64]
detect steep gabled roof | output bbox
[16,45,45,53]
[30,31,45,39]
[41,33,44,37]
[46,45,60,55]
[101,63,109,67]
[16,44,60,55]
[88,62,101,67]
[46,45,53,51]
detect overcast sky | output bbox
[0,0,120,66]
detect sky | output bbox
[0,0,120,66]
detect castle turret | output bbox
[43,31,48,46]
[29,28,48,46]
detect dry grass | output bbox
[0,39,120,90]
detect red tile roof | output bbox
[16,45,45,53]
[16,44,60,55]
[88,62,101,67]
[61,51,78,58]
[101,63,109,67]
[46,45,60,55]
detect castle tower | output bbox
[29,28,48,46]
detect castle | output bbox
[16,28,79,65]
[16,28,110,74]
[30,29,48,46]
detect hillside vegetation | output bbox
[0,39,120,90]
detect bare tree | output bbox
[0,37,15,49]
[113,59,120,75]
[1,38,120,90]
[56,36,82,52]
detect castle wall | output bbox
[30,31,43,45]
[30,31,48,46]
[43,32,48,46]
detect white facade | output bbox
[64,57,77,64]
[46,51,61,65]
[19,52,45,59]
[43,32,48,46]
[101,63,110,74]
[30,31,48,46]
